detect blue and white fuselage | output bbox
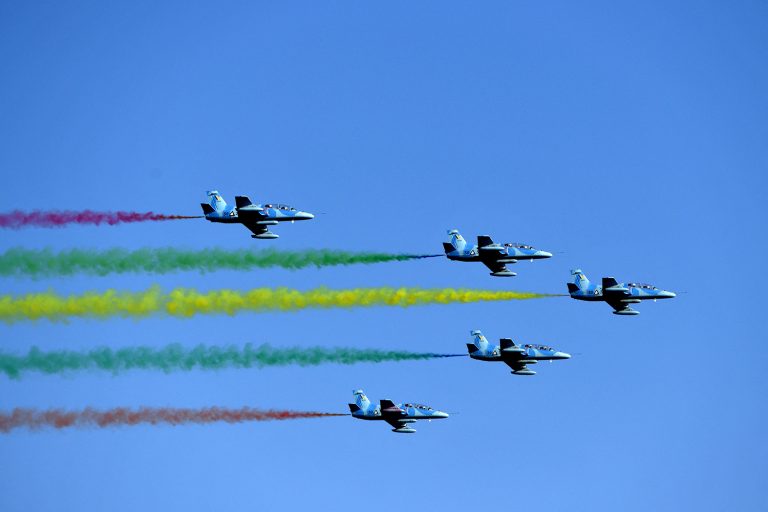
[466,330,570,376]
[443,229,552,277]
[348,390,449,434]
[200,190,314,239]
[567,269,676,315]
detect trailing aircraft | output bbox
[443,229,552,277]
[466,330,570,376]
[200,190,314,239]
[348,389,448,434]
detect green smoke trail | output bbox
[0,248,440,278]
[0,344,464,378]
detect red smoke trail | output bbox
[0,407,346,432]
[0,210,201,229]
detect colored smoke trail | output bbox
[0,248,442,277]
[0,286,556,322]
[0,210,200,229]
[0,407,345,433]
[0,344,465,378]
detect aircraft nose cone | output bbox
[296,211,314,220]
[432,411,449,419]
[555,351,571,359]
[660,291,676,298]
[537,250,553,258]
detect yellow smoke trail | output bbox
[0,286,556,322]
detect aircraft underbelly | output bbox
[207,217,240,224]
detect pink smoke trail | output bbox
[0,210,201,229]
[0,407,346,432]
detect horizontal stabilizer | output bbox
[567,283,579,293]
[466,343,478,354]
[348,403,360,413]
[235,196,253,208]
[200,203,215,215]
[442,242,455,254]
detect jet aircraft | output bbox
[200,190,314,239]
[443,229,552,277]
[466,330,571,376]
[348,389,449,434]
[567,269,676,315]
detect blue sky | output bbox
[1,1,766,510]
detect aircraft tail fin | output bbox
[445,229,467,252]
[470,329,489,350]
[352,389,370,409]
[206,190,227,212]
[570,269,590,292]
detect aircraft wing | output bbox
[384,417,409,429]
[503,360,530,372]
[605,298,636,314]
[242,223,269,236]
[481,259,510,274]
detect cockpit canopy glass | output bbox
[264,204,297,211]
[504,243,535,250]
[627,283,657,290]
[403,403,432,410]
[524,344,552,351]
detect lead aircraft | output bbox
[348,390,449,434]
[200,190,314,239]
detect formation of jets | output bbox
[199,190,677,433]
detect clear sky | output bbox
[1,1,766,510]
